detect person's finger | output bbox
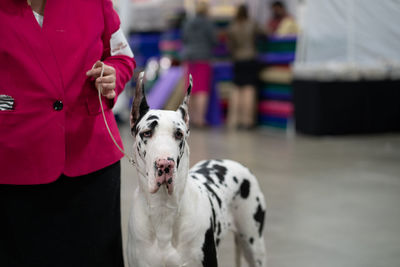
[100,82,116,91]
[96,75,115,84]
[92,60,103,68]
[95,80,116,93]
[102,90,116,99]
[86,61,103,76]
[103,65,116,76]
[86,67,103,77]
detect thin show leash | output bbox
[94,62,143,171]
[95,62,188,267]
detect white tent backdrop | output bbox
[294,0,400,80]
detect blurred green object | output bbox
[257,40,296,53]
[262,42,296,52]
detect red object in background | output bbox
[259,100,293,117]
[184,62,212,94]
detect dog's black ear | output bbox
[177,74,192,126]
[131,72,149,134]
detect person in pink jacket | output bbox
[0,0,135,266]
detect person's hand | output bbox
[86,61,116,99]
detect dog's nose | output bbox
[154,158,175,195]
[155,158,175,174]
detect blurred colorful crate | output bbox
[259,115,290,128]
[259,100,293,117]
[258,36,297,53]
[258,100,293,128]
[259,66,292,84]
[261,84,292,101]
[257,36,297,128]
[258,52,295,65]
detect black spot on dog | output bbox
[146,115,159,121]
[239,179,250,199]
[167,178,172,184]
[179,140,184,151]
[203,183,222,208]
[213,182,221,189]
[195,167,211,179]
[217,222,221,237]
[143,140,147,145]
[208,197,217,231]
[148,120,158,130]
[165,167,169,174]
[216,238,220,246]
[233,176,238,183]
[179,107,186,121]
[199,160,211,169]
[201,220,218,267]
[158,170,163,176]
[254,204,265,237]
[213,164,227,184]
[195,166,216,186]
[249,237,254,244]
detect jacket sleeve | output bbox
[101,0,135,107]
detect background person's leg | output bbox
[240,85,256,128]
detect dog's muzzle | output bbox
[150,158,175,195]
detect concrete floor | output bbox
[119,123,400,267]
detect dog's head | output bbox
[130,72,192,196]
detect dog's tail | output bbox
[234,234,242,267]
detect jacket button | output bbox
[53,100,63,111]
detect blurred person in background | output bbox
[0,0,134,266]
[267,1,298,36]
[227,4,260,129]
[182,1,217,128]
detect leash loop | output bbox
[94,61,135,166]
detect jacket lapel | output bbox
[15,1,64,93]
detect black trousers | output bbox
[0,161,124,267]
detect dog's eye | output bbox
[142,130,153,138]
[175,130,183,140]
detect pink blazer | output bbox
[0,0,135,184]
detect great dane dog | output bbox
[127,73,266,267]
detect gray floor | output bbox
[119,123,400,267]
